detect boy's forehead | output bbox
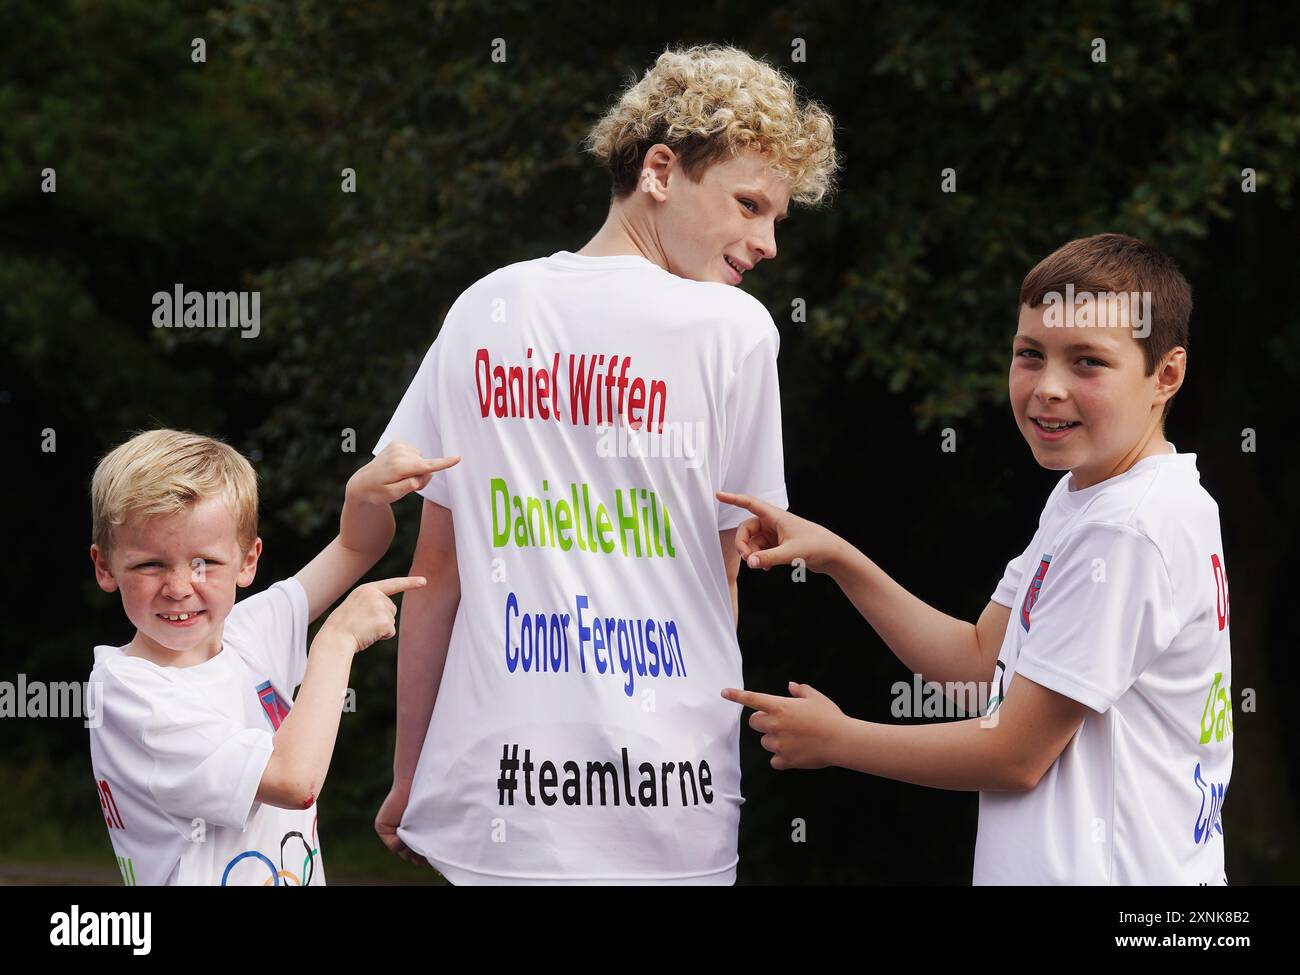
[117,496,240,552]
[710,148,791,209]
[1015,302,1142,357]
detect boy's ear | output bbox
[1153,346,1187,409]
[90,544,119,593]
[236,537,263,588]
[638,144,675,203]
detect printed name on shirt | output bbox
[491,477,676,559]
[504,591,686,697]
[476,347,668,431]
[97,778,125,830]
[1211,552,1231,631]
[1199,672,1234,745]
[496,742,714,808]
[49,905,151,955]
[1192,761,1227,846]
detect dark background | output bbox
[1,0,1296,883]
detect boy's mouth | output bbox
[156,610,206,626]
[1030,416,1082,441]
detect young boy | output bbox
[720,233,1233,885]
[88,428,455,885]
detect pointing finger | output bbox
[374,576,428,596]
[716,491,782,522]
[721,687,786,712]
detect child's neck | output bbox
[1071,424,1172,491]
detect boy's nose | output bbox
[1033,366,1069,402]
[161,567,195,598]
[752,225,777,262]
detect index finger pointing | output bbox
[716,491,779,520]
[374,576,428,596]
[397,455,458,477]
[721,687,785,712]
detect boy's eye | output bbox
[739,198,758,212]
[1014,348,1042,360]
[135,562,162,569]
[1078,357,1107,368]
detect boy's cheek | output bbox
[194,582,240,620]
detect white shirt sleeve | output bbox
[225,578,310,693]
[716,328,788,531]
[991,537,1038,608]
[374,335,451,507]
[1012,522,1182,713]
[100,665,274,830]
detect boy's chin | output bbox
[1023,439,1078,472]
[146,631,207,654]
[136,614,217,652]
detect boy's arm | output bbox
[726,673,1089,792]
[258,576,426,808]
[720,528,740,628]
[255,624,357,808]
[391,499,459,785]
[296,444,458,623]
[832,545,1011,687]
[718,491,1006,686]
[374,498,459,862]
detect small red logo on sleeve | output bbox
[256,680,291,730]
[1020,555,1052,632]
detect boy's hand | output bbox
[321,576,427,653]
[375,779,426,866]
[347,441,460,506]
[722,683,848,770]
[715,491,849,574]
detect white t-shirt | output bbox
[375,250,788,883]
[975,449,1233,885]
[88,578,325,886]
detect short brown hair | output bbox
[1019,235,1190,421]
[91,429,259,556]
[1020,234,1192,417]
[584,44,840,206]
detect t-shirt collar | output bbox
[548,250,663,271]
[1062,443,1198,504]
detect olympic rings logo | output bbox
[221,813,320,886]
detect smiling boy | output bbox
[721,234,1234,884]
[87,429,454,884]
[371,44,840,883]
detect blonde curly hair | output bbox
[585,44,840,207]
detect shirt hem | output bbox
[421,850,738,886]
[1013,656,1113,714]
